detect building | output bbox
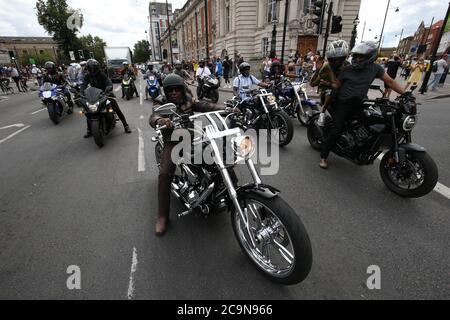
[409,21,430,57]
[148,1,174,61]
[397,36,413,57]
[0,36,60,66]
[425,20,443,57]
[160,0,361,64]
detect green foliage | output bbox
[133,40,151,63]
[79,34,107,62]
[36,0,83,60]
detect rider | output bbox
[233,62,270,102]
[121,61,139,98]
[144,63,160,100]
[149,74,226,236]
[42,61,74,109]
[310,40,350,112]
[173,60,194,97]
[195,60,211,98]
[319,41,407,169]
[81,59,132,138]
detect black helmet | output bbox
[44,61,56,75]
[351,41,378,70]
[239,62,250,73]
[174,60,182,70]
[162,74,185,96]
[147,62,153,70]
[86,59,100,76]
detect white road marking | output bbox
[0,123,26,130]
[138,128,146,172]
[114,86,121,92]
[0,125,31,145]
[127,247,138,300]
[140,115,144,120]
[31,107,46,115]
[434,183,450,200]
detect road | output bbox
[0,78,449,300]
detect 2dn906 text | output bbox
[221,305,273,316]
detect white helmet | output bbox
[326,40,349,59]
[351,41,378,69]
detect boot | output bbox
[124,124,132,133]
[84,131,92,138]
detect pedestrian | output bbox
[262,56,272,79]
[383,55,402,98]
[428,54,448,91]
[403,59,412,80]
[223,56,231,88]
[10,64,22,92]
[215,57,223,87]
[404,58,425,91]
[295,55,303,80]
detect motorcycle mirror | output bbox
[154,103,177,116]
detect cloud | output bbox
[357,0,448,48]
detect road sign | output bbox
[69,51,76,61]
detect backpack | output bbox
[432,61,438,73]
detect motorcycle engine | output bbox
[336,132,356,151]
[352,125,371,147]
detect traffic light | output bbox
[311,1,325,34]
[331,15,343,34]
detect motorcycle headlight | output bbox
[232,135,255,159]
[402,115,417,131]
[266,94,276,105]
[88,103,98,112]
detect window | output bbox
[39,50,44,54]
[262,37,269,56]
[226,5,230,32]
[303,0,312,14]
[267,0,278,23]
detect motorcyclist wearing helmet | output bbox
[149,74,226,236]
[233,62,269,101]
[173,60,194,97]
[144,63,161,100]
[311,40,350,111]
[319,41,407,169]
[195,60,211,98]
[81,59,132,137]
[121,61,139,98]
[42,61,74,108]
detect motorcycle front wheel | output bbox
[91,120,104,148]
[155,142,163,167]
[47,102,60,125]
[380,150,438,198]
[297,103,316,127]
[211,89,219,103]
[231,193,312,285]
[270,111,294,147]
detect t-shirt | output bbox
[233,74,261,100]
[436,59,448,74]
[338,63,385,101]
[196,67,211,78]
[386,60,401,78]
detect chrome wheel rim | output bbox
[386,156,425,190]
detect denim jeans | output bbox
[429,73,443,91]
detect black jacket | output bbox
[43,72,66,86]
[81,72,113,94]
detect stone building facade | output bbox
[160,0,361,63]
[0,36,60,66]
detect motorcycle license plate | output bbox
[149,76,155,81]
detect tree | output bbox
[36,0,83,61]
[79,34,107,62]
[133,40,151,63]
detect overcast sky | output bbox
[0,0,448,50]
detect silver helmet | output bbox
[351,41,378,69]
[326,40,349,59]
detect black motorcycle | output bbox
[80,87,117,148]
[122,74,135,100]
[151,104,312,285]
[197,74,220,103]
[225,88,294,147]
[307,86,438,198]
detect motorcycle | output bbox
[79,87,117,148]
[307,85,438,198]
[67,79,84,108]
[225,88,294,147]
[198,74,220,103]
[144,74,161,100]
[38,82,73,124]
[122,74,134,100]
[151,103,312,285]
[275,77,320,126]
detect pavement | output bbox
[0,75,449,300]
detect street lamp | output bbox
[349,15,360,50]
[269,0,281,58]
[378,0,400,52]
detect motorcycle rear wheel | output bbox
[231,193,312,285]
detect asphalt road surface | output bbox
[0,78,449,300]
